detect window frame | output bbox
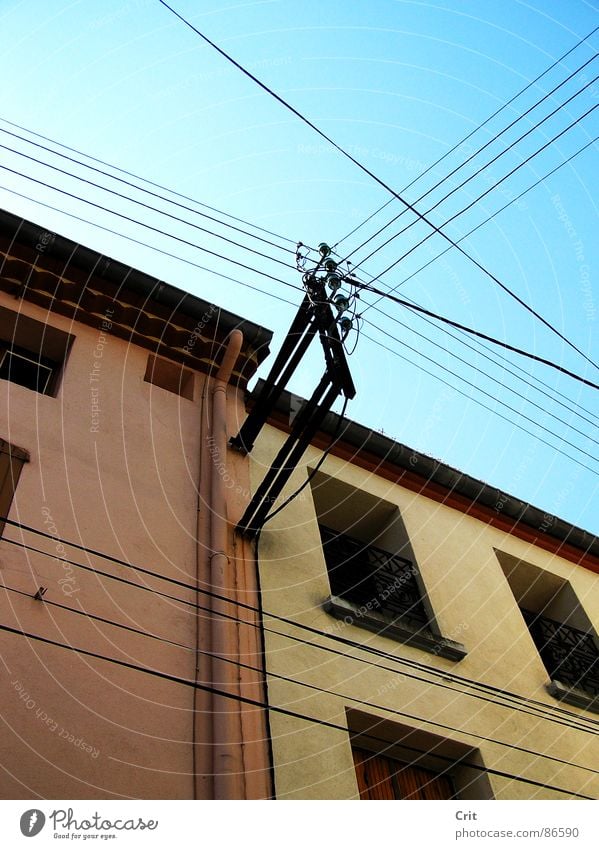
[0,342,59,396]
[320,524,467,661]
[0,307,74,398]
[0,438,29,538]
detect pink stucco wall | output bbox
[0,292,222,798]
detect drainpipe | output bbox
[193,374,214,800]
[209,329,244,799]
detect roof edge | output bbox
[253,380,599,563]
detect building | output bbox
[1,208,598,801]
[0,209,272,799]
[247,385,599,799]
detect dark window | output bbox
[522,608,599,698]
[0,439,29,538]
[0,344,58,395]
[144,354,195,400]
[319,524,430,631]
[352,747,455,800]
[0,306,73,397]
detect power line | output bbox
[4,13,592,444]
[2,162,595,446]
[351,136,599,420]
[0,132,295,264]
[3,532,596,737]
[332,25,599,249]
[0,183,302,309]
[3,580,597,781]
[0,163,302,295]
[2,174,595,459]
[353,101,599,321]
[357,283,599,390]
[3,519,598,734]
[347,71,598,275]
[353,131,596,316]
[0,115,296,247]
[365,303,599,449]
[0,148,294,273]
[2,144,595,434]
[375,294,599,430]
[155,0,597,373]
[5,132,595,434]
[4,188,595,487]
[1,621,591,797]
[343,54,597,266]
[361,321,598,474]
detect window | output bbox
[319,525,430,632]
[0,343,58,394]
[0,306,73,397]
[522,609,599,703]
[0,438,29,538]
[352,747,455,800]
[311,471,466,661]
[348,709,493,800]
[497,551,599,712]
[144,354,195,400]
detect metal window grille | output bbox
[319,525,430,631]
[521,608,599,697]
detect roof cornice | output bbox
[256,381,599,572]
[0,209,272,386]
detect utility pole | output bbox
[231,242,358,536]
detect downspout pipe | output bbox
[209,329,244,799]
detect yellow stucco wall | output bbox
[252,424,599,800]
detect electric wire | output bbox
[1,170,596,458]
[354,136,596,306]
[343,55,597,267]
[1,177,596,480]
[2,580,597,782]
[360,321,598,473]
[347,79,598,284]
[364,304,599,449]
[0,164,302,294]
[0,139,295,270]
[3,532,597,738]
[1,622,591,797]
[351,136,599,422]
[4,128,596,437]
[0,183,301,309]
[0,115,296,247]
[155,0,598,372]
[353,100,599,309]
[332,25,599,249]
[375,294,598,430]
[4,164,593,393]
[3,519,599,735]
[4,17,590,440]
[0,157,295,279]
[357,284,599,391]
[2,149,597,456]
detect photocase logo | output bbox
[19,809,46,837]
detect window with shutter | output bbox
[352,747,455,800]
[0,439,29,537]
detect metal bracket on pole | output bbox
[231,252,357,537]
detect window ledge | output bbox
[323,595,467,662]
[547,679,599,714]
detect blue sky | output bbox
[0,0,597,533]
